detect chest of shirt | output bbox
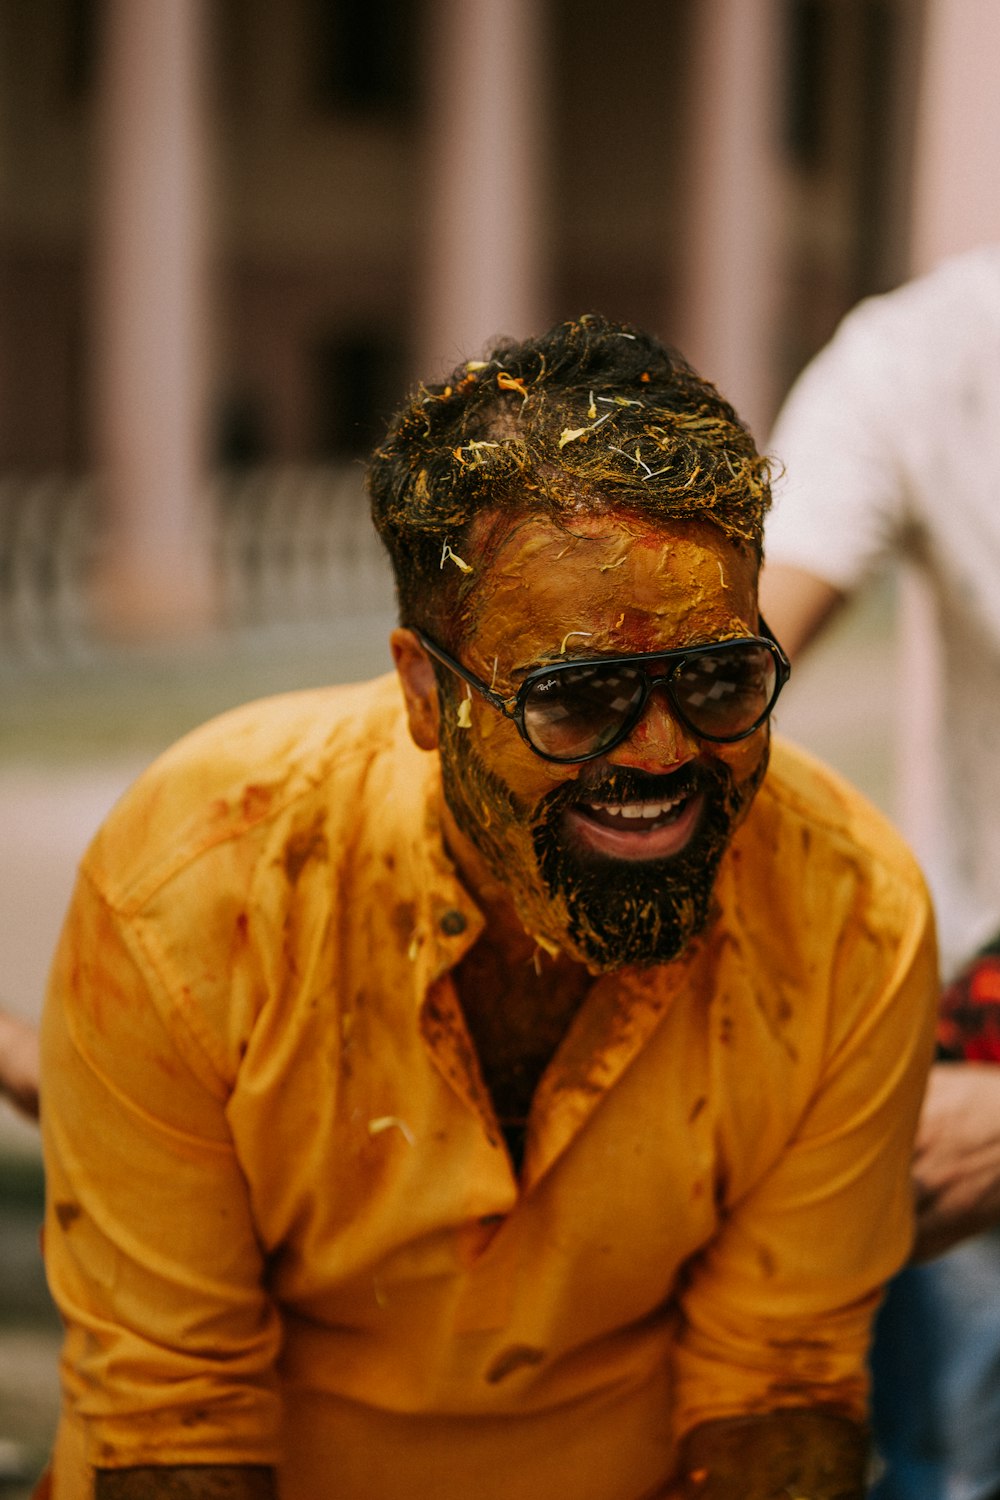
[221,908,827,1344]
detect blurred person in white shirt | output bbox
[762,244,1000,1500]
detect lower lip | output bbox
[564,791,705,861]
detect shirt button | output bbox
[440,909,467,936]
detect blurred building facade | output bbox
[0,0,993,641]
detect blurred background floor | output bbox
[0,585,895,1476]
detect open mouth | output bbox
[564,785,705,861]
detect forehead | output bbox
[461,509,758,665]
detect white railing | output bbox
[0,474,99,657]
[0,465,397,658]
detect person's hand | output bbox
[636,1410,867,1499]
[912,1062,1000,1259]
[0,1007,40,1121]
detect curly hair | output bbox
[367,314,772,637]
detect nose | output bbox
[605,682,700,773]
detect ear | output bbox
[391,628,441,751]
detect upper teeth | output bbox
[587,796,685,819]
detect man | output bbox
[760,245,1000,1500]
[40,315,936,1500]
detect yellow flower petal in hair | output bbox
[496,370,529,400]
[440,541,473,573]
[557,409,614,449]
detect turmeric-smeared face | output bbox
[428,511,769,970]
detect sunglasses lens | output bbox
[523,663,644,759]
[519,641,781,761]
[672,643,777,739]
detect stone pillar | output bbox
[673,0,785,441]
[415,0,546,380]
[909,0,1000,274]
[91,0,215,637]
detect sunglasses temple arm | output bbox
[415,633,513,714]
[758,615,791,680]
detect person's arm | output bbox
[912,937,1000,1257]
[659,1408,866,1499]
[95,1467,277,1499]
[668,850,936,1496]
[0,1004,39,1120]
[912,1064,1000,1259]
[762,292,912,660]
[758,562,846,660]
[41,867,283,1475]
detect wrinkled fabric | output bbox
[40,675,937,1500]
[936,933,1000,1062]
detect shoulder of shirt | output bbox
[769,246,1000,479]
[80,672,418,912]
[758,735,929,905]
[830,243,1000,360]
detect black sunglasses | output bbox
[416,620,790,764]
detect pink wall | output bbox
[910,0,1000,272]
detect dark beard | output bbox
[532,760,751,971]
[438,689,765,972]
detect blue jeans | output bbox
[870,1228,1000,1500]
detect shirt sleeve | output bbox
[765,300,917,592]
[40,863,284,1472]
[670,868,938,1433]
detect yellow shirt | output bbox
[41,674,937,1500]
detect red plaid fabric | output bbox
[937,946,1000,1063]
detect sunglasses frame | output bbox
[415,620,791,764]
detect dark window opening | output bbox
[307,0,418,117]
[65,0,98,101]
[853,0,898,293]
[311,333,405,459]
[215,391,271,470]
[783,0,833,170]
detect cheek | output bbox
[469,700,570,807]
[715,728,770,801]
